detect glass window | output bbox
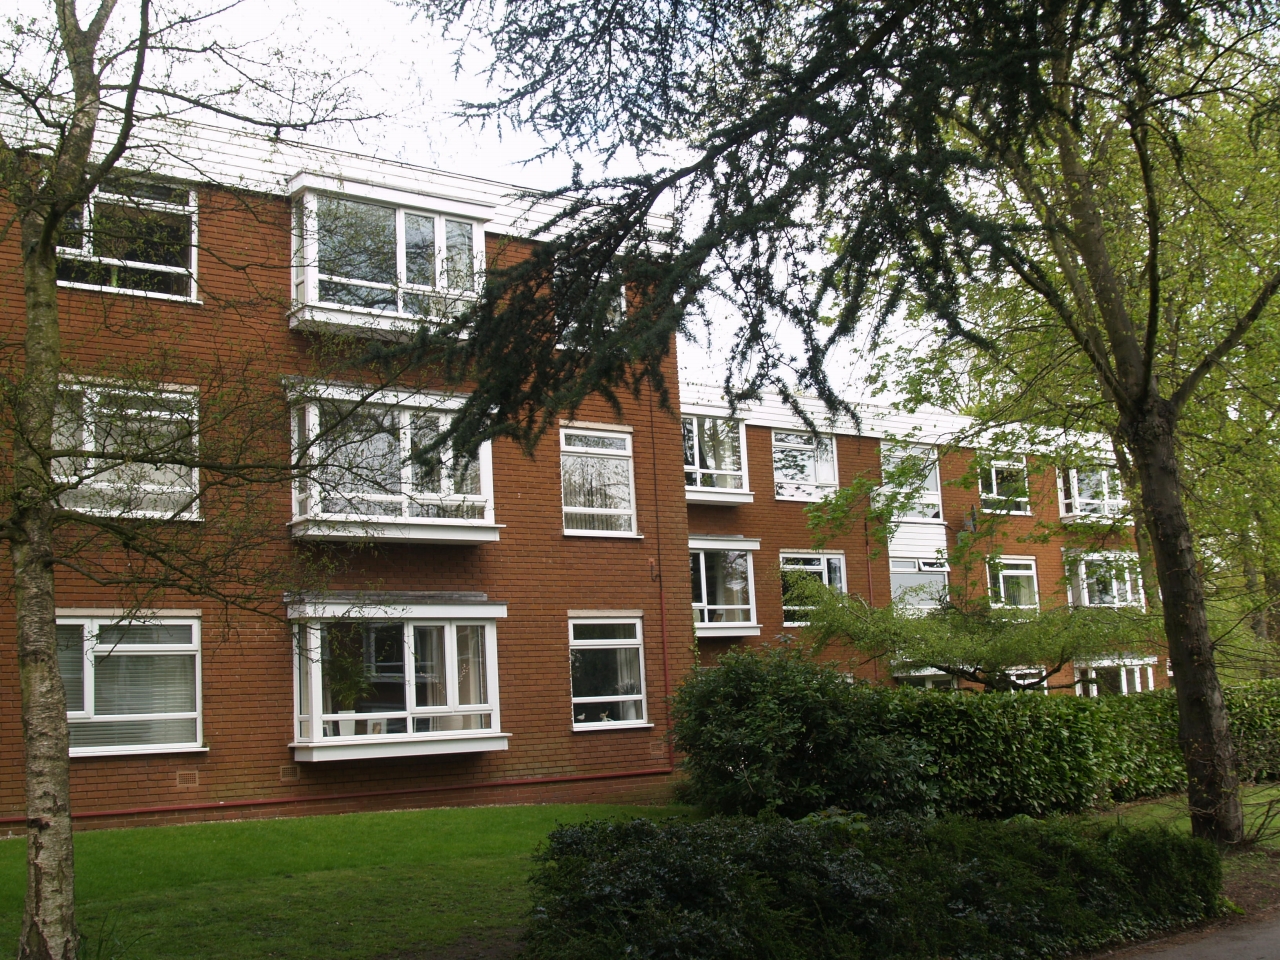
[1069,554,1143,608]
[296,620,497,740]
[293,397,490,523]
[987,557,1039,609]
[979,458,1031,513]
[1061,465,1127,518]
[294,190,481,319]
[898,673,958,691]
[781,553,846,625]
[1079,661,1155,696]
[690,550,754,623]
[682,416,745,489]
[53,385,199,519]
[880,445,943,520]
[560,429,636,534]
[57,179,196,299]
[890,558,950,609]
[57,616,201,754]
[772,431,837,501]
[569,620,647,728]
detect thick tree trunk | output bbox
[1126,400,1243,845]
[15,218,77,960]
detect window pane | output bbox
[317,196,396,285]
[321,623,405,714]
[562,454,631,510]
[891,569,947,607]
[689,553,704,605]
[572,699,644,724]
[457,625,488,705]
[409,412,444,493]
[414,713,491,732]
[826,557,845,594]
[814,438,836,483]
[57,625,85,712]
[94,393,196,492]
[698,418,741,473]
[571,647,643,699]
[91,200,191,269]
[564,433,628,451]
[316,403,401,514]
[682,418,697,472]
[70,718,197,748]
[94,655,196,714]
[774,433,813,446]
[702,551,750,619]
[405,213,436,287]
[445,220,474,291]
[1085,561,1116,605]
[1002,573,1036,607]
[414,626,446,708]
[573,622,638,642]
[97,623,194,646]
[773,446,815,484]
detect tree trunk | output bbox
[1126,400,1243,845]
[15,217,77,960]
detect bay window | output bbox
[290,596,507,760]
[1060,465,1127,520]
[569,619,647,729]
[772,431,837,501]
[1077,658,1157,696]
[781,552,846,626]
[683,415,750,502]
[560,427,637,535]
[57,615,203,756]
[1068,553,1144,608]
[57,179,197,300]
[291,387,497,543]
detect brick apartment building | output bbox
[0,125,1159,829]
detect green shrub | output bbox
[525,815,1221,960]
[672,647,1280,818]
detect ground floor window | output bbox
[294,619,500,741]
[1077,659,1156,696]
[781,552,846,625]
[56,614,201,755]
[569,618,647,729]
[889,557,949,609]
[896,670,958,691]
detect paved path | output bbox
[1097,913,1280,959]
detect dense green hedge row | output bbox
[671,647,1280,818]
[526,814,1222,960]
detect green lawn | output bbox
[1099,783,1280,846]
[0,803,693,960]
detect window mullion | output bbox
[399,409,412,516]
[403,623,415,713]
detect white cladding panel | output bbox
[887,522,949,559]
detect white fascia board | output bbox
[685,488,755,505]
[695,622,762,638]
[292,733,510,762]
[288,519,503,545]
[287,598,508,620]
[689,535,762,551]
[282,378,468,409]
[288,171,497,221]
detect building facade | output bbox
[0,128,1161,830]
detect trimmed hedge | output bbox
[672,647,1280,818]
[526,815,1222,960]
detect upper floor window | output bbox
[690,549,755,624]
[560,427,636,536]
[987,556,1039,609]
[57,615,202,756]
[880,444,942,521]
[979,457,1031,514]
[291,390,495,542]
[53,383,199,520]
[772,431,836,501]
[292,191,481,323]
[889,557,949,609]
[1068,553,1143,608]
[781,552,846,626]
[1060,465,1127,519]
[57,179,197,300]
[683,416,745,490]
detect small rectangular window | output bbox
[57,180,197,299]
[560,428,636,535]
[772,431,837,501]
[880,444,942,520]
[979,458,1031,513]
[690,550,755,623]
[987,557,1039,609]
[58,616,202,755]
[569,619,647,729]
[682,416,745,490]
[889,558,950,609]
[781,553,846,625]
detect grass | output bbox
[0,803,694,960]
[1099,782,1280,847]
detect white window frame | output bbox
[771,430,838,502]
[895,668,959,691]
[979,457,1032,514]
[1060,465,1129,521]
[1075,657,1158,697]
[289,177,488,338]
[781,551,847,627]
[569,616,649,731]
[682,415,752,504]
[54,381,200,521]
[559,425,639,537]
[880,444,943,522]
[289,384,498,544]
[689,535,762,637]
[56,612,204,757]
[987,556,1040,610]
[288,597,509,762]
[889,557,951,609]
[1067,552,1145,609]
[56,181,199,302]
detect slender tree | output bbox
[411,0,1280,843]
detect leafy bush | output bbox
[672,647,1280,818]
[526,814,1221,960]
